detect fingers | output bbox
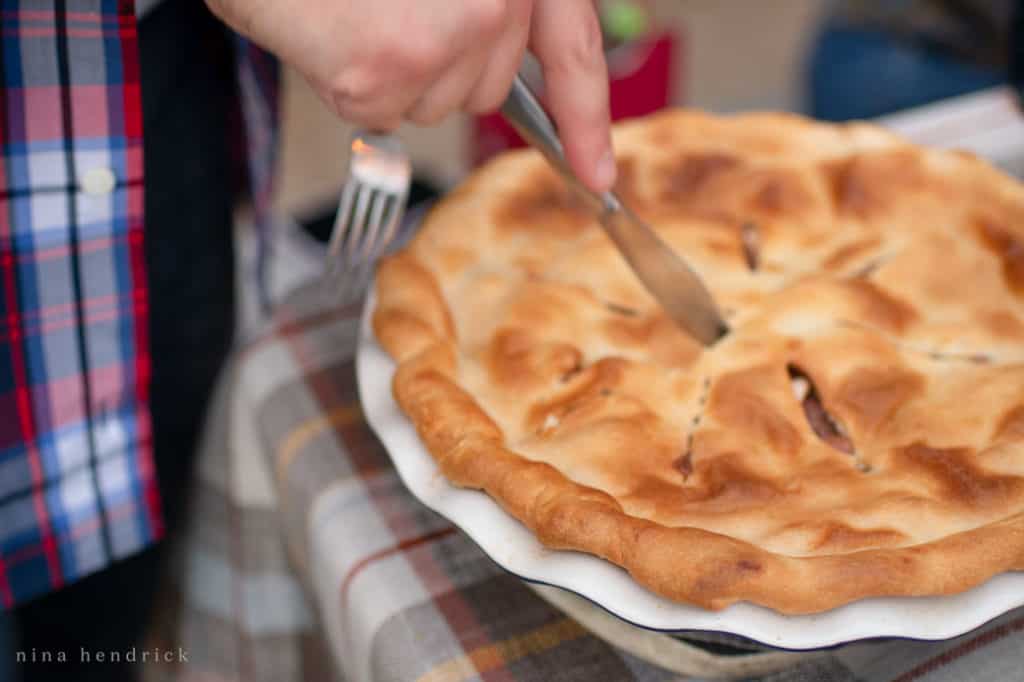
[407,46,490,126]
[321,0,509,130]
[403,0,533,125]
[215,0,544,133]
[322,70,423,131]
[529,0,615,193]
[319,33,455,130]
[464,0,534,114]
[308,0,566,137]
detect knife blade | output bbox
[500,74,729,345]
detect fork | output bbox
[324,130,412,303]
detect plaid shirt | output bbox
[0,0,278,607]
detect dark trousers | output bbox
[10,2,236,680]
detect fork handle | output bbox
[500,75,613,216]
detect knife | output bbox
[500,75,729,346]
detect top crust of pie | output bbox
[371,109,1024,614]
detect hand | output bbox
[206,0,617,192]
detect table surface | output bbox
[143,279,1024,682]
[144,89,1024,682]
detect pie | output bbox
[371,109,1024,614]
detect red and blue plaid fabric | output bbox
[0,0,279,607]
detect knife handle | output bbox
[500,75,613,215]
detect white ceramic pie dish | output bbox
[355,288,1024,650]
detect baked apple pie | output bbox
[372,110,1024,614]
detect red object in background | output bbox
[470,30,681,168]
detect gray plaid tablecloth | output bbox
[142,278,1024,682]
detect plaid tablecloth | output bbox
[141,275,1024,682]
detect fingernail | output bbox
[595,148,617,192]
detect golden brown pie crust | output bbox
[371,110,1024,614]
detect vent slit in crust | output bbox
[834,319,997,366]
[605,302,641,317]
[844,247,896,280]
[927,351,993,365]
[674,448,693,480]
[849,257,884,279]
[560,359,584,383]
[676,376,713,481]
[786,364,869,471]
[740,221,760,271]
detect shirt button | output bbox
[81,167,117,195]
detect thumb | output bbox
[529,0,616,193]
